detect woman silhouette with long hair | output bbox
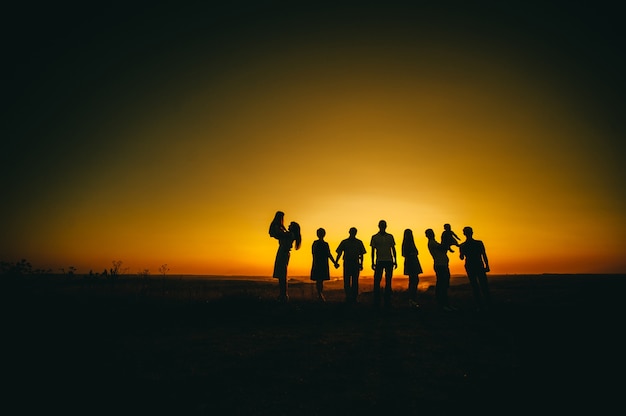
[310,227,339,302]
[269,211,301,301]
[402,228,423,308]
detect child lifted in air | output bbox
[441,223,461,253]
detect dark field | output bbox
[3,274,626,415]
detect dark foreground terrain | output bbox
[3,274,626,415]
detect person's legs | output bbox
[343,268,351,301]
[275,251,290,301]
[373,265,383,307]
[477,271,491,308]
[383,262,393,308]
[278,277,288,301]
[316,280,325,301]
[466,268,483,309]
[408,275,418,302]
[344,264,358,302]
[435,265,450,307]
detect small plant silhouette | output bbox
[109,260,124,280]
[158,264,170,276]
[0,259,33,278]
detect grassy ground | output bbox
[3,274,625,415]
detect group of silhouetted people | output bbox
[268,211,492,312]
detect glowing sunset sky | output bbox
[2,1,625,277]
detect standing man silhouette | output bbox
[459,226,491,311]
[370,220,397,309]
[336,227,367,303]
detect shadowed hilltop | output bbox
[3,273,626,415]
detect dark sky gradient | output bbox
[3,1,625,275]
[5,2,624,186]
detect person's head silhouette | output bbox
[463,226,473,238]
[378,220,387,232]
[425,228,435,239]
[349,227,357,237]
[289,222,302,249]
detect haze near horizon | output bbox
[2,2,625,277]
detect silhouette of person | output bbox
[269,211,288,239]
[401,229,423,308]
[425,228,456,312]
[335,227,367,303]
[270,212,302,301]
[459,226,491,311]
[370,220,397,309]
[310,228,339,302]
[441,223,461,253]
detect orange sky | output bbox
[2,2,625,277]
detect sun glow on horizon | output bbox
[2,5,624,278]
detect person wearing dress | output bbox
[402,229,423,308]
[310,228,339,302]
[270,211,301,301]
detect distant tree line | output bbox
[0,259,170,280]
[0,259,49,277]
